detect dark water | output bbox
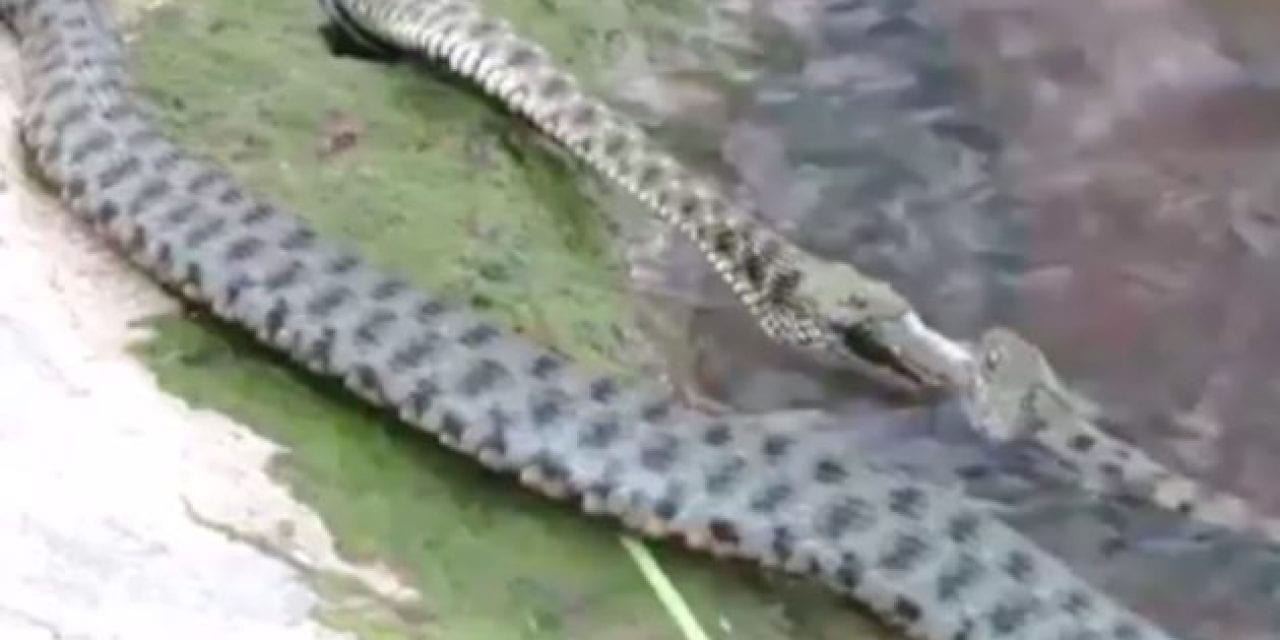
[598,0,1280,637]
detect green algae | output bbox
[125,0,893,638]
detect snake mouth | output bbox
[836,322,930,390]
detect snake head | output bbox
[770,256,971,392]
[968,327,1099,441]
[968,328,1045,438]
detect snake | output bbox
[969,329,1280,547]
[0,0,1183,638]
[316,0,978,397]
[319,0,1280,550]
[318,0,1280,551]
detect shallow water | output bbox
[598,0,1280,637]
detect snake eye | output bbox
[983,348,1002,371]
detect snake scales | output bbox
[0,0,1184,637]
[322,0,1280,548]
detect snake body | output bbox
[0,0,1182,638]
[972,329,1280,547]
[319,0,976,395]
[323,0,1280,550]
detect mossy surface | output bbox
[125,0,892,637]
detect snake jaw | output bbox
[766,254,977,395]
[754,304,932,394]
[830,319,928,386]
[817,303,976,395]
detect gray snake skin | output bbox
[324,0,1280,551]
[0,0,1181,638]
